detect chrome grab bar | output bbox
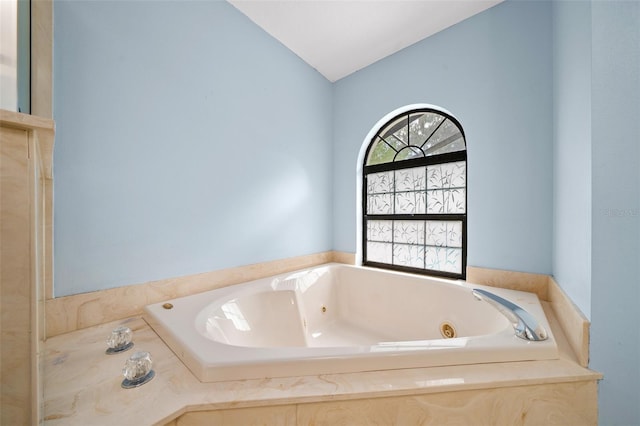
[472,288,548,341]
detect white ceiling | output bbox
[228,0,503,82]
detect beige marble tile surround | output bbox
[1,110,54,425]
[43,302,601,425]
[44,251,599,424]
[48,252,590,368]
[2,122,33,425]
[467,266,590,367]
[46,251,336,337]
[169,381,598,426]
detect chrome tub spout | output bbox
[472,289,548,341]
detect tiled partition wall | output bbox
[0,110,54,425]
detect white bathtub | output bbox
[144,264,558,382]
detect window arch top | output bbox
[365,109,466,166]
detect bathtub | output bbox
[144,264,558,383]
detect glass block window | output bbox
[363,108,467,279]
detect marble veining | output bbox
[1,110,54,425]
[44,301,600,425]
[45,251,336,337]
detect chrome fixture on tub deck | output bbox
[472,288,548,341]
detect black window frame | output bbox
[362,108,467,280]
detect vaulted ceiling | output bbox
[228,0,504,82]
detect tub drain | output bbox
[440,322,457,339]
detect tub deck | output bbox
[43,302,601,425]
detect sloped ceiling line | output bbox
[228,0,504,82]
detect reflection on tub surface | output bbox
[144,264,558,382]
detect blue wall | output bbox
[552,1,639,423]
[332,0,553,275]
[552,0,592,318]
[53,0,640,423]
[590,1,640,424]
[53,1,333,296]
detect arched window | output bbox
[362,107,467,279]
